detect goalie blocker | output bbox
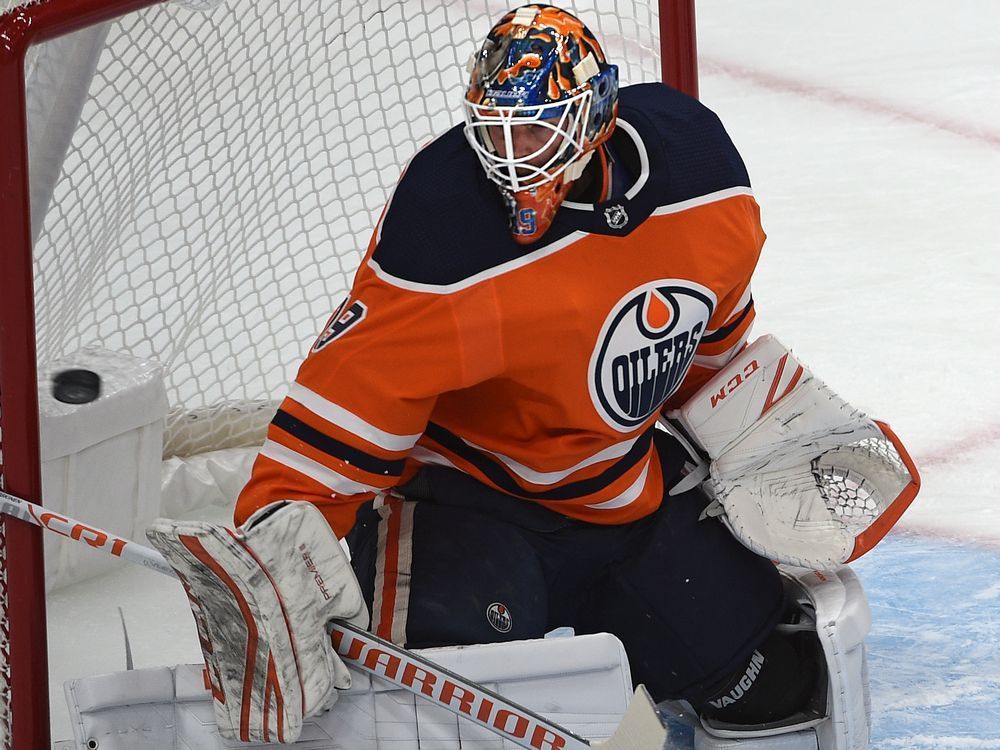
[667,334,920,570]
[147,500,368,744]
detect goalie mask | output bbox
[463,4,618,244]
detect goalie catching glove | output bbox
[147,500,368,744]
[667,335,920,569]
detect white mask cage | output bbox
[462,88,594,193]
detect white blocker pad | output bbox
[694,565,871,750]
[146,500,368,743]
[63,632,633,749]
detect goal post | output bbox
[0,0,697,746]
[660,0,698,97]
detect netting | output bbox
[814,435,912,536]
[4,1,666,743]
[0,1,40,12]
[28,0,663,459]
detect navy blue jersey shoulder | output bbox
[544,83,751,239]
[371,84,751,285]
[372,125,521,286]
[619,83,751,204]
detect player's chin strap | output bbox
[666,334,920,570]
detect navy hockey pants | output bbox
[346,433,785,703]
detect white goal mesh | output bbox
[28,0,663,459]
[1,0,669,744]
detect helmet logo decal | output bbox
[486,602,513,633]
[604,204,628,229]
[590,281,716,431]
[494,54,543,87]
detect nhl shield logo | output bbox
[486,602,512,633]
[604,204,629,229]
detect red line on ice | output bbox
[914,424,1000,468]
[896,425,1000,546]
[703,57,1000,150]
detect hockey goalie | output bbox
[146,4,919,748]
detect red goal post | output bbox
[0,0,697,746]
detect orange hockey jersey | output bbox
[236,83,765,537]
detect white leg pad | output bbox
[798,566,872,750]
[695,565,872,750]
[695,730,818,750]
[62,632,633,749]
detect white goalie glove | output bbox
[147,500,368,744]
[667,335,920,569]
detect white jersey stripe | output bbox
[705,285,753,336]
[731,285,753,319]
[461,434,643,486]
[408,445,459,469]
[287,382,421,452]
[650,186,754,218]
[369,184,754,295]
[584,460,651,511]
[260,440,381,496]
[694,329,752,370]
[410,444,652,512]
[368,230,589,295]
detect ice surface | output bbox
[45,0,1000,746]
[853,535,1000,747]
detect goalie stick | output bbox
[0,488,667,750]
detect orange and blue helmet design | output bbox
[463,5,619,244]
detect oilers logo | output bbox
[590,280,715,431]
[486,602,513,633]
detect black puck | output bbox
[52,369,102,404]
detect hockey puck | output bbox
[52,368,102,404]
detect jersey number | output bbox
[313,299,368,352]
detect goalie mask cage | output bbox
[0,0,697,745]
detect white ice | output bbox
[44,0,1000,746]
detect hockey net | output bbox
[0,0,688,745]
